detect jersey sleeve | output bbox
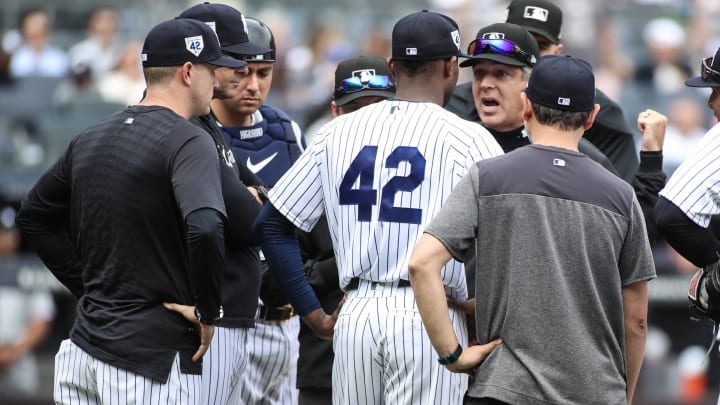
[660,124,720,228]
[16,149,84,298]
[424,164,480,262]
[618,195,657,286]
[267,138,324,232]
[171,125,227,219]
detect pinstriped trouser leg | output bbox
[54,339,202,405]
[333,285,468,405]
[55,339,99,405]
[200,326,248,405]
[240,317,300,404]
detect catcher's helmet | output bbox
[245,17,276,62]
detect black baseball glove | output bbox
[688,260,720,322]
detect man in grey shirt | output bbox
[409,55,656,404]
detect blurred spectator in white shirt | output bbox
[9,9,68,78]
[98,41,145,106]
[661,95,708,175]
[68,6,122,80]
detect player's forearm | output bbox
[254,203,322,316]
[624,323,646,404]
[622,282,649,404]
[409,235,460,356]
[655,197,720,267]
[185,208,225,321]
[410,262,459,355]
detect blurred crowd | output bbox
[1,0,720,403]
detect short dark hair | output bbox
[392,58,439,78]
[531,102,590,131]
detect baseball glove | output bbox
[688,260,720,322]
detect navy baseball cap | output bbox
[334,56,396,106]
[142,18,246,68]
[505,0,563,44]
[178,2,272,56]
[460,23,539,68]
[392,10,467,61]
[686,47,720,88]
[525,55,595,112]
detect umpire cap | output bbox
[686,47,720,88]
[460,23,538,68]
[178,2,272,56]
[141,18,246,68]
[505,0,563,44]
[334,56,396,107]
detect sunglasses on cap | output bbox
[701,57,720,83]
[337,75,394,94]
[467,38,534,65]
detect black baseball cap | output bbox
[686,47,720,88]
[460,23,539,68]
[525,55,595,112]
[505,0,563,44]
[178,2,272,56]
[141,18,246,68]
[392,10,467,61]
[334,56,396,107]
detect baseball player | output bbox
[295,55,397,405]
[15,18,244,404]
[171,4,270,404]
[254,10,504,404]
[208,16,304,405]
[656,47,720,350]
[411,55,655,404]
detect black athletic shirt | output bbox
[192,113,263,327]
[16,105,226,381]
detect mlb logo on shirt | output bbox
[553,158,566,167]
[406,47,418,56]
[557,97,571,106]
[524,6,549,22]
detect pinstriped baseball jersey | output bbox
[268,99,503,296]
[659,122,720,227]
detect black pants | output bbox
[298,387,332,405]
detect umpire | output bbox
[16,18,244,403]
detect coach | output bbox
[15,18,242,403]
[410,55,655,404]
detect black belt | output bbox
[345,277,411,291]
[256,304,294,322]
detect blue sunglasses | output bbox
[467,38,534,66]
[338,75,393,94]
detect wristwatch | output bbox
[195,306,224,325]
[437,343,463,365]
[251,185,270,203]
